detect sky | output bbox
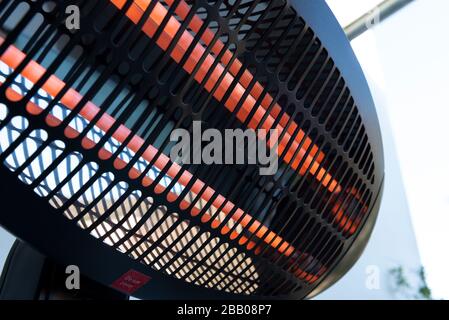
[327,0,449,299]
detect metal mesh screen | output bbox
[0,0,380,298]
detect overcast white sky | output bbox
[327,0,449,299]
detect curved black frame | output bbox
[0,0,384,300]
[289,0,385,297]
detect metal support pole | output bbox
[344,0,416,41]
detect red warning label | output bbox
[111,269,151,294]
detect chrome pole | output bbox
[344,0,416,40]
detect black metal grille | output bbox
[0,0,383,299]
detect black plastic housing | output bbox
[0,0,384,299]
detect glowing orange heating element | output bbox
[0,0,370,280]
[110,0,341,194]
[108,0,367,234]
[0,38,328,282]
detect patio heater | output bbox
[0,0,383,299]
